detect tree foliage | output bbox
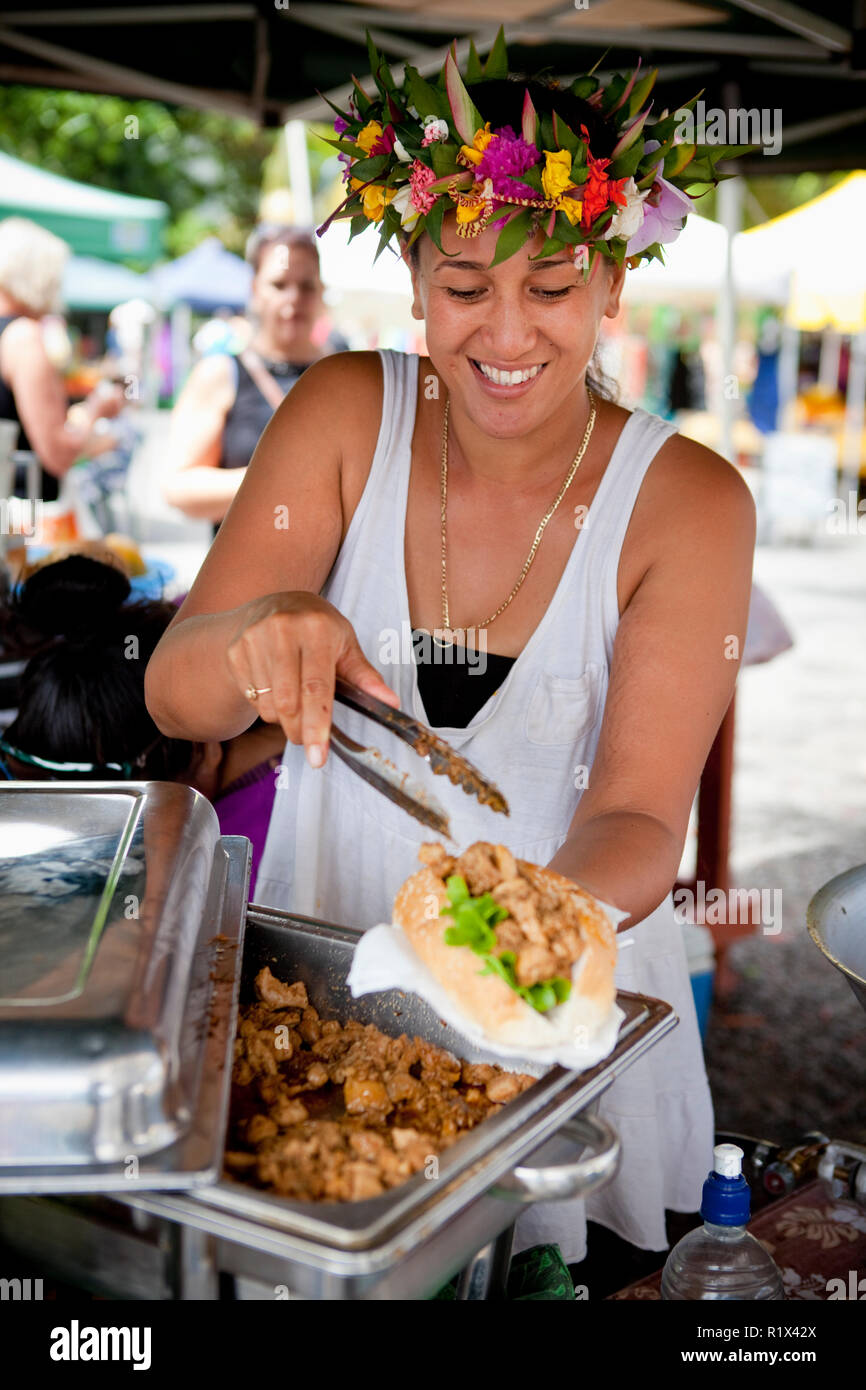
[0,86,278,256]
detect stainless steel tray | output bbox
[0,783,250,1190]
[124,907,677,1294]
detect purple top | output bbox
[213,755,279,900]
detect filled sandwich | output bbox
[394,841,618,1050]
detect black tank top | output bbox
[219,355,312,471]
[0,315,60,502]
[411,630,516,728]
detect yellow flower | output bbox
[558,196,583,226]
[459,122,494,166]
[542,148,574,201]
[361,183,394,223]
[454,178,493,226]
[455,197,485,225]
[356,120,383,155]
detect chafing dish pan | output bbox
[114,907,676,1299]
[0,783,249,1190]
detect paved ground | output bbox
[128,415,866,1149]
[705,536,866,1148]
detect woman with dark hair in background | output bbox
[163,226,345,527]
[0,555,284,895]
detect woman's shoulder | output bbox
[635,408,757,531]
[0,314,45,361]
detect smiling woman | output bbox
[144,32,755,1271]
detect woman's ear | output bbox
[401,240,425,322]
[603,260,627,321]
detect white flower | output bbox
[393,135,412,162]
[422,116,450,143]
[391,183,421,230]
[604,177,650,242]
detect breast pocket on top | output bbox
[524,663,605,747]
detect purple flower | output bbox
[334,114,349,136]
[626,176,693,256]
[475,126,540,202]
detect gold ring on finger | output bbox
[245,685,273,702]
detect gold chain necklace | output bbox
[436,386,597,646]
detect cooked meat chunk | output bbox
[515,943,561,987]
[298,1008,321,1045]
[344,1077,393,1117]
[255,967,308,1009]
[226,973,535,1203]
[484,1072,526,1103]
[269,1095,310,1127]
[418,842,456,879]
[453,842,503,894]
[246,1114,278,1143]
[305,1061,329,1089]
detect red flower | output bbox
[371,123,396,156]
[579,129,628,230]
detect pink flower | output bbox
[409,159,438,214]
[626,176,693,255]
[422,118,450,146]
[474,126,539,202]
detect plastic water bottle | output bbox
[661,1143,784,1300]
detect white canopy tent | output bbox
[316,221,417,348]
[737,174,866,488]
[623,213,789,306]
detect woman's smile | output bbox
[468,356,548,396]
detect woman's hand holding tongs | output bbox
[225,592,399,768]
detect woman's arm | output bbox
[145,351,398,759]
[0,318,119,475]
[547,435,756,930]
[162,354,242,522]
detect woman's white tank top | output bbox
[256,349,714,1265]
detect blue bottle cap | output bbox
[701,1143,751,1225]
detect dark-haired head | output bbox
[1,557,198,782]
[245,223,322,275]
[244,223,325,359]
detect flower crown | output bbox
[317,28,751,275]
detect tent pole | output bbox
[716,171,743,463]
[170,302,192,400]
[778,322,800,427]
[285,120,314,225]
[818,328,842,393]
[841,330,866,502]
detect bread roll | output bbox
[393,848,618,1049]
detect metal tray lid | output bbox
[0,782,249,1192]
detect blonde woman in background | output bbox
[0,218,122,501]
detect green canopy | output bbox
[0,150,166,264]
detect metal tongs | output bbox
[329,677,509,841]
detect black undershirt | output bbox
[411,629,516,728]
